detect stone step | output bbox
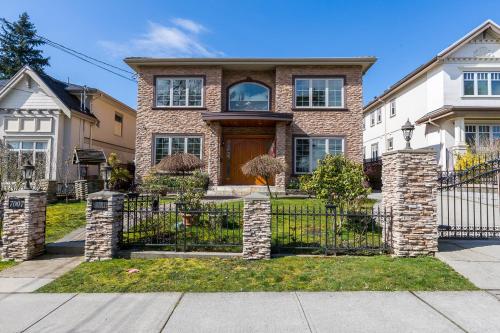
[46,240,85,255]
[207,185,281,197]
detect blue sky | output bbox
[2,0,500,108]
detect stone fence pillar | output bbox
[382,149,439,257]
[243,193,271,260]
[75,180,88,201]
[1,190,47,261]
[85,191,124,262]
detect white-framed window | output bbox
[294,137,344,174]
[154,135,202,164]
[229,82,269,111]
[114,113,123,137]
[6,140,48,180]
[371,143,379,159]
[294,78,344,108]
[465,124,500,148]
[390,100,396,117]
[463,72,500,96]
[387,137,394,151]
[376,108,382,123]
[370,112,375,126]
[155,77,203,107]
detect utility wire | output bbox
[1,19,137,83]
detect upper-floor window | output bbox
[294,78,344,108]
[370,112,375,126]
[228,82,269,111]
[376,108,382,123]
[390,100,396,117]
[155,77,203,107]
[114,113,123,137]
[387,137,394,151]
[371,143,379,159]
[463,72,500,96]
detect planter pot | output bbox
[181,213,199,226]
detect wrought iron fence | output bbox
[271,204,391,254]
[56,182,75,199]
[121,194,243,252]
[438,154,500,239]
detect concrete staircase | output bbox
[207,185,282,197]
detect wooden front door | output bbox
[222,137,274,185]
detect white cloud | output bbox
[99,19,223,58]
[171,18,207,34]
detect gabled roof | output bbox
[364,20,500,113]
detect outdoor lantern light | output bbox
[401,119,415,149]
[21,160,35,190]
[102,163,112,190]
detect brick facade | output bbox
[134,63,365,189]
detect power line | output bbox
[1,19,137,83]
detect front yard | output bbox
[38,256,476,293]
[0,261,16,272]
[45,201,86,243]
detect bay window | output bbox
[294,78,344,108]
[155,77,203,107]
[6,140,48,180]
[294,137,344,174]
[154,136,202,164]
[464,124,500,148]
[463,72,500,96]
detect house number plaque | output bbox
[91,199,108,211]
[8,198,25,209]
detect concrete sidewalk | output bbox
[1,291,499,333]
[437,239,500,290]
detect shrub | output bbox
[305,154,369,208]
[241,155,286,198]
[286,177,300,190]
[454,149,482,171]
[140,172,179,195]
[108,153,132,191]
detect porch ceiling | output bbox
[201,111,293,126]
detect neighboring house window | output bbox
[463,72,500,96]
[294,78,344,108]
[6,140,48,180]
[376,108,382,123]
[114,113,123,136]
[371,143,379,159]
[228,82,269,111]
[387,138,394,151]
[294,137,344,174]
[370,112,375,126]
[465,124,500,148]
[154,136,202,164]
[155,77,203,107]
[390,100,396,117]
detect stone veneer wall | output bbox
[1,190,46,261]
[134,64,364,188]
[243,193,271,259]
[382,149,439,256]
[85,191,125,261]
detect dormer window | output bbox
[228,82,270,111]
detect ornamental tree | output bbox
[241,155,286,198]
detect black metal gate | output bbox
[438,155,500,238]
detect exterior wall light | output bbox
[401,119,415,149]
[21,160,35,190]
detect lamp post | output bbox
[21,160,35,190]
[402,119,415,149]
[102,163,112,191]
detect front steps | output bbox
[207,185,284,197]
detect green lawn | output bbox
[45,201,86,243]
[0,261,17,272]
[37,256,476,293]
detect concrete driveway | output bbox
[437,239,500,290]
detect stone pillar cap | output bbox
[6,189,44,196]
[244,192,270,201]
[88,190,125,199]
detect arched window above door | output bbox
[228,82,270,111]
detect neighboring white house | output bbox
[0,65,136,183]
[363,20,500,169]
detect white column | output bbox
[454,117,465,146]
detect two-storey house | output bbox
[364,20,500,170]
[125,57,375,194]
[0,65,136,183]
